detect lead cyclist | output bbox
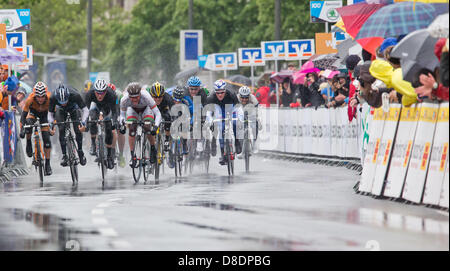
[119,82,162,168]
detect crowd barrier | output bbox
[0,111,29,182]
[257,102,449,210]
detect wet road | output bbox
[0,154,448,251]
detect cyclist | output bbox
[236,86,261,159]
[48,84,89,167]
[184,76,209,106]
[147,82,174,152]
[84,80,93,93]
[119,82,162,167]
[205,79,242,165]
[110,83,126,168]
[172,86,193,157]
[19,82,53,176]
[85,79,118,169]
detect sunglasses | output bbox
[216,91,225,95]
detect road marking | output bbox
[111,240,132,249]
[96,202,111,208]
[108,198,123,202]
[98,227,118,237]
[91,208,104,215]
[92,217,109,226]
[436,210,449,217]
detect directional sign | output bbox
[261,41,286,60]
[0,9,31,31]
[6,31,26,52]
[238,48,265,67]
[180,30,203,70]
[15,45,33,70]
[285,39,315,60]
[213,52,237,70]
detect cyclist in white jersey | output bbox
[119,82,162,167]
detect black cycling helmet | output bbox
[149,81,165,98]
[54,84,70,104]
[173,86,185,102]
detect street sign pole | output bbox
[325,22,328,33]
[250,65,254,91]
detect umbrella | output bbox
[0,46,24,63]
[312,54,339,70]
[270,69,294,84]
[336,2,386,38]
[427,13,449,38]
[356,2,448,40]
[226,74,251,86]
[390,29,439,82]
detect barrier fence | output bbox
[258,102,449,210]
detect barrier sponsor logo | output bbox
[403,140,413,167]
[213,53,237,70]
[372,139,380,164]
[440,143,448,172]
[239,48,265,66]
[285,39,315,60]
[383,140,392,166]
[261,41,285,60]
[420,142,431,171]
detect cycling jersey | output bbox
[20,92,51,127]
[85,88,118,119]
[48,86,89,125]
[120,89,162,127]
[184,87,209,106]
[237,93,259,106]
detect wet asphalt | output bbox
[0,153,448,251]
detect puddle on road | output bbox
[173,220,234,234]
[179,201,257,214]
[0,208,99,251]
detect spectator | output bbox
[440,39,449,87]
[345,55,361,121]
[279,77,297,107]
[304,72,325,108]
[320,82,333,104]
[297,83,312,107]
[287,63,297,71]
[327,76,348,108]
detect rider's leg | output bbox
[24,115,35,158]
[142,109,156,163]
[105,120,115,169]
[42,129,52,175]
[89,105,99,155]
[71,109,86,165]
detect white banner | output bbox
[302,108,313,155]
[372,104,401,196]
[359,108,386,193]
[402,103,439,203]
[383,104,420,198]
[297,109,303,154]
[288,109,299,154]
[330,108,339,157]
[423,102,449,205]
[439,160,449,208]
[311,108,321,156]
[278,109,286,152]
[319,107,332,156]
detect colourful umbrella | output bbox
[356,2,447,39]
[270,69,294,83]
[336,2,386,38]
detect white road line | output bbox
[108,198,123,202]
[111,240,132,249]
[91,208,105,215]
[98,227,118,237]
[96,202,112,208]
[92,217,109,226]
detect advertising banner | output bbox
[359,107,386,193]
[1,111,17,163]
[0,9,30,31]
[0,23,6,49]
[310,1,343,23]
[302,108,313,155]
[383,104,421,198]
[261,41,286,61]
[180,30,203,70]
[422,102,449,205]
[213,53,238,71]
[371,104,401,196]
[278,109,286,152]
[439,160,449,208]
[402,103,439,203]
[6,31,26,52]
[297,109,304,154]
[238,48,265,67]
[288,109,299,154]
[285,39,315,60]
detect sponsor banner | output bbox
[330,107,339,157]
[6,31,26,52]
[297,108,303,154]
[213,52,238,71]
[2,111,17,163]
[311,107,321,155]
[439,159,449,208]
[285,39,315,60]
[0,23,6,49]
[310,1,343,23]
[278,109,286,152]
[402,103,439,203]
[0,9,30,31]
[289,109,299,154]
[238,48,265,67]
[302,108,313,155]
[359,107,386,193]
[338,107,347,158]
[359,103,372,165]
[372,104,401,196]
[319,107,332,156]
[384,104,421,198]
[315,32,348,55]
[261,41,286,61]
[423,102,449,205]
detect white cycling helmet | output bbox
[214,79,226,91]
[94,79,108,93]
[238,86,251,98]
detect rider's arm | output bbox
[81,106,89,124]
[47,97,56,125]
[151,104,162,127]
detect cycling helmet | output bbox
[149,81,165,98]
[214,79,226,91]
[84,80,92,92]
[55,84,70,104]
[187,76,201,87]
[238,86,251,98]
[108,83,116,91]
[126,82,142,98]
[173,86,185,102]
[94,79,108,93]
[33,82,48,97]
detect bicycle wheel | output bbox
[244,140,250,173]
[175,140,182,177]
[98,135,106,181]
[227,141,234,176]
[143,138,152,183]
[34,137,44,183]
[132,135,142,183]
[67,136,79,183]
[154,133,162,182]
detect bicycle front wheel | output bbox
[35,138,44,183]
[132,135,143,183]
[143,138,152,183]
[67,136,79,183]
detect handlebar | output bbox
[23,123,50,129]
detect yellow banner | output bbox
[387,107,401,121]
[440,143,449,172]
[420,142,431,171]
[0,24,6,49]
[419,106,438,123]
[383,140,392,166]
[437,106,449,123]
[403,140,413,167]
